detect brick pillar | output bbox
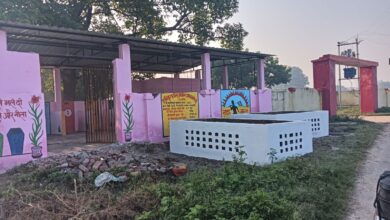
[360,66,378,113]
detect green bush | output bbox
[376,107,390,113]
[139,162,299,220]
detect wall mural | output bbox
[161,92,199,137]
[220,90,251,118]
[28,95,43,158]
[7,128,25,155]
[0,95,45,158]
[122,94,134,142]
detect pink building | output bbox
[0,21,272,172]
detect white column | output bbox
[53,68,62,110]
[201,53,211,90]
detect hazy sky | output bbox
[229,0,390,86]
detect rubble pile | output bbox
[27,143,217,180]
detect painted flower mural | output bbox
[123,94,134,142]
[28,95,43,158]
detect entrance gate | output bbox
[83,67,116,143]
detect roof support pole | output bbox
[195,70,201,79]
[113,44,132,143]
[0,30,6,52]
[53,68,65,135]
[256,58,266,89]
[201,53,211,90]
[174,73,180,79]
[222,65,229,89]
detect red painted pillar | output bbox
[313,59,337,116]
[360,66,378,113]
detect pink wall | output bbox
[129,89,272,143]
[0,30,47,173]
[133,78,201,93]
[111,45,271,144]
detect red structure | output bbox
[312,55,378,116]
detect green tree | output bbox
[265,56,291,88]
[0,0,246,46]
[212,56,291,89]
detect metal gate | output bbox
[83,67,116,143]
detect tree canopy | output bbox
[0,0,247,47]
[212,56,291,89]
[2,0,292,89]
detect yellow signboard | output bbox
[161,92,199,137]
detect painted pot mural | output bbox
[0,133,3,156]
[123,94,134,142]
[28,95,44,158]
[7,128,25,155]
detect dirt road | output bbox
[346,123,390,220]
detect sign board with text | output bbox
[161,92,199,137]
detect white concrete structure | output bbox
[272,88,322,112]
[231,111,329,138]
[170,119,313,165]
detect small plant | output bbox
[232,146,247,163]
[267,148,278,164]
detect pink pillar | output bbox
[113,44,132,143]
[201,53,211,90]
[360,66,378,113]
[256,59,266,89]
[312,59,337,116]
[222,65,229,89]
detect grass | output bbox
[337,106,361,118]
[0,119,383,220]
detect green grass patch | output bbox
[0,120,383,220]
[138,120,382,220]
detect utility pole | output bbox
[337,37,363,108]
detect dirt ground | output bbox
[346,118,390,219]
[47,133,105,155]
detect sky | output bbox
[228,0,390,86]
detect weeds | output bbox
[0,120,383,220]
